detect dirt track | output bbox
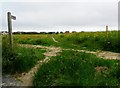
[2,44,120,86]
[18,44,120,86]
[15,45,61,86]
[51,37,120,60]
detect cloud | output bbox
[0,0,119,2]
[1,1,118,31]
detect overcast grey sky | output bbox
[1,0,119,32]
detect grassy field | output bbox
[54,31,119,52]
[14,34,55,46]
[2,30,120,86]
[14,31,120,53]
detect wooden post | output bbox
[7,12,13,52]
[7,12,16,53]
[106,26,108,33]
[106,26,108,40]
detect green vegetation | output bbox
[33,50,119,87]
[2,35,45,74]
[53,31,119,53]
[14,31,119,53]
[2,30,120,86]
[14,34,55,46]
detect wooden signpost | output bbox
[7,12,16,59]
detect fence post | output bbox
[7,12,16,60]
[106,26,108,40]
[106,26,108,33]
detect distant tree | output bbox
[60,31,63,34]
[48,32,55,34]
[56,32,59,34]
[72,31,76,33]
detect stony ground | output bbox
[2,74,22,86]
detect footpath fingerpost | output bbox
[7,12,16,60]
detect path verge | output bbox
[16,44,61,86]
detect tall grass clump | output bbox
[33,50,119,87]
[2,35,45,74]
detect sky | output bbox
[0,0,119,32]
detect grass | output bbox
[14,34,55,46]
[53,31,119,53]
[33,50,119,87]
[2,35,46,74]
[13,31,120,53]
[2,31,119,86]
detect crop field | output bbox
[2,30,120,87]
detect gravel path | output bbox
[2,74,22,86]
[2,44,119,87]
[2,45,61,87]
[20,44,120,60]
[63,48,120,60]
[15,45,62,86]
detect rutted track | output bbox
[51,37,120,60]
[2,44,119,87]
[63,48,120,60]
[20,44,120,60]
[15,44,120,86]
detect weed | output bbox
[2,35,45,74]
[33,50,119,86]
